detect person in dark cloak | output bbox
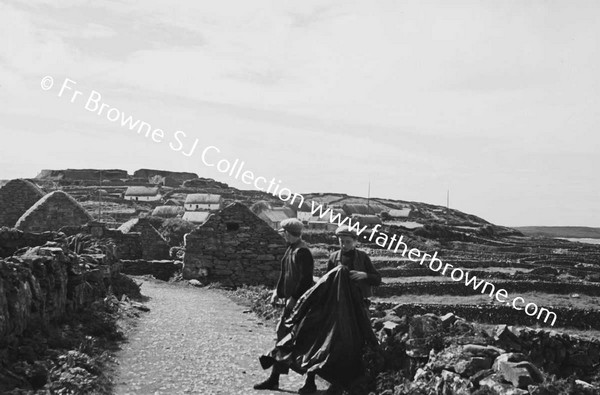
[322,225,382,394]
[254,218,317,394]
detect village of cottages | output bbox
[123,185,411,231]
[0,179,412,285]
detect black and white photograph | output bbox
[1,1,599,394]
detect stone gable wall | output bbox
[0,180,45,228]
[183,203,287,286]
[15,191,93,233]
[0,244,121,348]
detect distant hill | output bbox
[515,226,600,239]
[5,168,523,237]
[36,169,129,180]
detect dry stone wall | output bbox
[0,228,63,258]
[61,223,143,260]
[378,302,600,330]
[376,280,600,297]
[0,243,120,348]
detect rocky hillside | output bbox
[10,168,566,239]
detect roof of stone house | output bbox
[281,206,296,217]
[350,214,383,225]
[185,194,222,204]
[152,206,184,218]
[388,208,411,218]
[259,209,293,223]
[0,179,45,196]
[118,218,167,241]
[182,211,211,224]
[117,218,141,233]
[15,190,93,228]
[286,199,312,212]
[125,186,160,196]
[0,179,47,226]
[164,199,182,206]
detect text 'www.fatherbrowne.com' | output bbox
[308,202,558,327]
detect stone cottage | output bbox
[118,218,170,260]
[15,190,93,232]
[0,179,46,227]
[151,205,184,218]
[183,202,287,286]
[258,207,294,230]
[124,186,161,202]
[184,193,223,211]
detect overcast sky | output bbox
[0,0,598,227]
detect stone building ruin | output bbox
[14,190,93,232]
[183,202,287,286]
[118,217,170,260]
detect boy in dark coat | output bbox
[254,218,316,394]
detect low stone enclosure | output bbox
[60,222,143,260]
[183,202,287,287]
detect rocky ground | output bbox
[232,285,600,395]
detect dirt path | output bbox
[113,279,328,394]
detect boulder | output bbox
[492,352,528,370]
[441,312,457,328]
[382,321,402,336]
[406,338,431,358]
[409,314,442,339]
[480,374,529,395]
[439,369,472,395]
[575,380,597,391]
[454,356,493,377]
[495,325,522,351]
[495,360,544,389]
[426,344,464,372]
[470,368,494,386]
[452,319,475,335]
[463,344,505,359]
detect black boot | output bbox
[298,372,317,394]
[254,369,280,390]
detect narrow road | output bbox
[113,279,328,394]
